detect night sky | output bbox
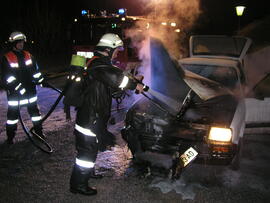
[0,0,269,46]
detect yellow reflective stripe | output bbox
[20,88,26,95]
[75,124,96,137]
[15,83,22,90]
[7,119,18,125]
[31,116,42,122]
[8,96,38,106]
[25,59,32,66]
[29,96,37,103]
[38,78,44,83]
[10,63,19,68]
[119,76,129,89]
[33,72,41,78]
[75,158,95,168]
[7,76,16,83]
[20,99,28,105]
[8,101,18,106]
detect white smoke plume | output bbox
[126,0,202,59]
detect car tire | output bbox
[230,137,243,170]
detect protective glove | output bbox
[132,75,149,94]
[135,83,145,94]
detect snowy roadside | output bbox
[0,85,76,144]
[1,82,270,202]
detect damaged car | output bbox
[121,35,252,178]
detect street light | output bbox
[235,5,246,31]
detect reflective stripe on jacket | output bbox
[5,50,32,68]
[2,50,42,99]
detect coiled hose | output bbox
[19,82,65,154]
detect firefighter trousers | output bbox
[6,100,42,139]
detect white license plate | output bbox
[180,147,198,167]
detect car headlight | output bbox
[208,127,232,143]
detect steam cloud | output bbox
[126,0,202,59]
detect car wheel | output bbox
[230,137,243,170]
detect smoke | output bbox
[125,0,202,59]
[124,0,201,105]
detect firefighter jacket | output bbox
[1,50,44,104]
[85,53,138,121]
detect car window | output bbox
[191,36,249,59]
[182,64,239,89]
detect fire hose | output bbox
[19,82,66,154]
[19,72,175,154]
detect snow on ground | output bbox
[148,131,270,200]
[0,86,76,144]
[245,97,270,123]
[1,82,270,201]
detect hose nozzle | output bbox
[125,72,149,93]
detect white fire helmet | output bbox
[9,31,27,42]
[96,33,123,49]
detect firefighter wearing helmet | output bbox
[0,31,45,144]
[69,33,145,195]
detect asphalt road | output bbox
[0,75,270,202]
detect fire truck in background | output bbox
[70,8,148,70]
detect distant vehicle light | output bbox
[170,22,176,27]
[121,17,126,21]
[175,29,180,33]
[118,8,126,15]
[77,51,94,59]
[81,10,88,16]
[208,127,232,143]
[161,22,167,26]
[74,18,78,22]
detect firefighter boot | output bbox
[70,165,97,196]
[6,125,17,145]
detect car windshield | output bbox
[191,36,248,58]
[182,64,239,89]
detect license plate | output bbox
[180,147,198,167]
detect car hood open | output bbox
[126,37,238,127]
[141,37,233,115]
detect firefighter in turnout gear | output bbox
[0,31,45,144]
[69,33,145,196]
